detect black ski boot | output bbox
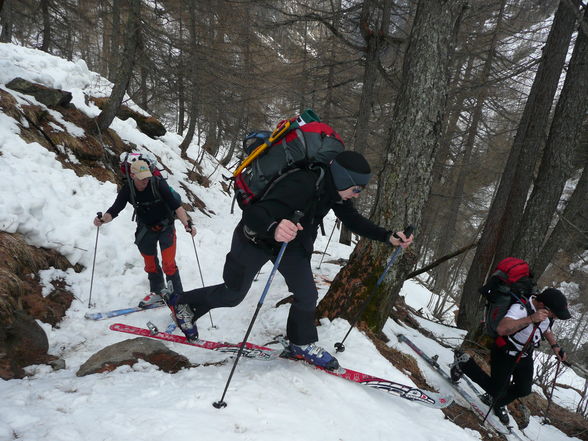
[449,349,469,383]
[494,405,510,425]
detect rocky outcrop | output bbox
[6,77,72,107]
[76,337,191,376]
[0,311,60,379]
[0,232,78,379]
[91,97,166,138]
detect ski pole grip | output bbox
[392,225,414,242]
[291,210,304,225]
[97,211,103,219]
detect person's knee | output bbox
[223,290,247,307]
[223,252,246,292]
[291,289,318,312]
[162,260,178,276]
[141,253,159,273]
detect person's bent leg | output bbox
[459,356,494,394]
[490,347,517,401]
[179,227,268,320]
[495,354,533,407]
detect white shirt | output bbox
[503,297,550,356]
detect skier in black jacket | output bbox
[168,151,413,369]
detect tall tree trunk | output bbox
[177,14,185,135]
[318,0,466,333]
[353,0,392,155]
[323,0,342,124]
[512,7,588,271]
[0,0,13,43]
[340,0,393,246]
[457,1,577,332]
[495,0,580,261]
[100,1,110,76]
[179,0,199,158]
[109,0,121,82]
[95,0,141,134]
[418,54,473,255]
[534,160,588,279]
[137,24,148,110]
[40,0,51,53]
[432,0,506,296]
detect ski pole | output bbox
[317,219,338,269]
[543,355,563,424]
[213,210,304,409]
[88,211,102,308]
[335,225,414,353]
[188,219,215,328]
[483,323,539,423]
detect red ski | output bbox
[110,323,278,361]
[110,323,452,409]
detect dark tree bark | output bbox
[95,0,141,134]
[457,0,577,332]
[534,160,588,279]
[353,0,392,155]
[432,0,506,296]
[0,0,13,43]
[512,8,588,273]
[136,24,148,111]
[494,0,580,262]
[109,0,121,82]
[318,0,467,333]
[40,0,51,53]
[322,0,342,124]
[179,0,199,159]
[417,54,472,256]
[177,13,185,135]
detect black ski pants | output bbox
[179,226,318,345]
[461,345,534,407]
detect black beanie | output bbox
[330,151,372,190]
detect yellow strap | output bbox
[232,120,292,177]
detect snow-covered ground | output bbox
[0,43,583,441]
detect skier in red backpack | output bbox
[451,258,571,425]
[166,150,413,370]
[93,159,196,307]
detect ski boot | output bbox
[138,292,163,308]
[449,349,470,383]
[286,342,340,371]
[479,392,492,406]
[161,282,198,342]
[494,405,510,425]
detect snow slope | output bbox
[0,43,582,441]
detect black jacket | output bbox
[241,167,390,254]
[106,177,181,227]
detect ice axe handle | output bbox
[392,225,414,243]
